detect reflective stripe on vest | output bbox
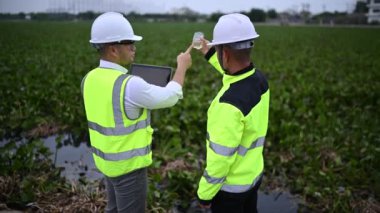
[203,170,263,193]
[203,170,225,184]
[221,173,262,193]
[207,133,265,157]
[91,144,151,161]
[87,74,150,136]
[88,116,150,136]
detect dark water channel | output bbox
[43,135,102,181]
[42,135,299,212]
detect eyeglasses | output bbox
[110,40,136,51]
[110,40,135,46]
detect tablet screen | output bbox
[129,63,173,87]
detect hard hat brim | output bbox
[207,35,259,46]
[89,34,143,44]
[130,35,143,41]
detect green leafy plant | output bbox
[0,21,379,212]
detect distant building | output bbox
[171,7,199,16]
[367,0,380,23]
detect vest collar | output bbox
[223,63,255,85]
[227,63,254,76]
[99,59,129,74]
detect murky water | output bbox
[184,191,299,213]
[43,135,102,181]
[257,191,298,213]
[43,135,299,212]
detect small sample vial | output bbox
[192,32,204,49]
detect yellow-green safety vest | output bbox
[82,67,153,177]
[198,49,270,201]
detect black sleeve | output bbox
[204,47,216,61]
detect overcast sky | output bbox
[0,0,357,15]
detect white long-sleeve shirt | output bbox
[99,60,183,119]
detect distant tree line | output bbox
[0,11,98,21]
[209,8,275,22]
[0,1,376,25]
[0,8,273,22]
[306,1,371,25]
[308,11,368,25]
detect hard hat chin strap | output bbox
[92,43,105,50]
[217,45,229,73]
[228,41,254,50]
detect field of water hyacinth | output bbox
[0,20,379,212]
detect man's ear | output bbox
[223,48,229,64]
[109,45,119,58]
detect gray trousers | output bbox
[105,168,147,213]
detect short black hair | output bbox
[224,45,252,62]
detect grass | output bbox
[0,21,379,212]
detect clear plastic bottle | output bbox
[192,32,204,49]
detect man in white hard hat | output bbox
[81,12,192,212]
[195,13,270,213]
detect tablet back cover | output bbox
[130,63,173,87]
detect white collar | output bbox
[99,59,129,74]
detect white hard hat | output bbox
[208,13,259,46]
[90,12,142,44]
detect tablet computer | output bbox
[129,63,173,87]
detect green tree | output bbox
[209,12,224,22]
[77,11,97,20]
[267,9,278,19]
[247,8,266,22]
[354,1,368,13]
